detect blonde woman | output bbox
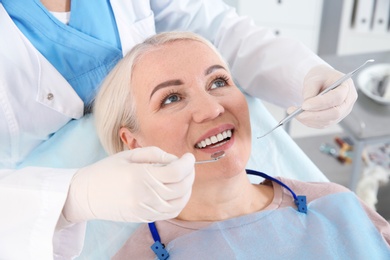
[94,32,390,259]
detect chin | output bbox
[216,158,247,178]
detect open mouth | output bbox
[195,129,232,149]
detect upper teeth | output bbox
[196,129,232,148]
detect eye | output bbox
[160,91,182,106]
[210,76,230,90]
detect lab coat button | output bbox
[47,93,54,100]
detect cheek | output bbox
[234,94,252,131]
[234,95,252,164]
[136,115,189,154]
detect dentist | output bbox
[0,0,357,259]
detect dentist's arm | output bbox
[63,147,195,223]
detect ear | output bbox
[119,127,141,149]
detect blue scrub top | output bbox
[2,0,123,105]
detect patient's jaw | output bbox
[120,39,271,220]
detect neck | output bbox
[177,171,274,221]
[41,0,70,12]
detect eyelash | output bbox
[211,74,231,89]
[159,89,181,108]
[158,74,232,108]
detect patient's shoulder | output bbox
[276,177,350,203]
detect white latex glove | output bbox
[287,65,358,128]
[62,147,195,223]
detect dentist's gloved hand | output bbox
[62,147,195,223]
[287,65,357,128]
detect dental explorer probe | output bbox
[257,59,375,139]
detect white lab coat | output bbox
[0,1,325,259]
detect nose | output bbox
[191,92,225,123]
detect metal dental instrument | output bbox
[195,150,225,164]
[257,59,375,139]
[157,151,226,166]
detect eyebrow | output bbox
[205,64,226,75]
[149,64,227,100]
[150,79,183,100]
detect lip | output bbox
[195,124,235,154]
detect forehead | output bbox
[136,40,223,72]
[130,40,227,98]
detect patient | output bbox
[94,32,390,259]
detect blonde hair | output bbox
[94,31,228,155]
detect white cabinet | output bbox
[229,0,324,53]
[337,0,390,55]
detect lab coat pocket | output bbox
[36,53,84,120]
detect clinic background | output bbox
[223,0,390,221]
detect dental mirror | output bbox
[195,151,225,164]
[157,151,225,166]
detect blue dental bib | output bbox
[148,170,390,259]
